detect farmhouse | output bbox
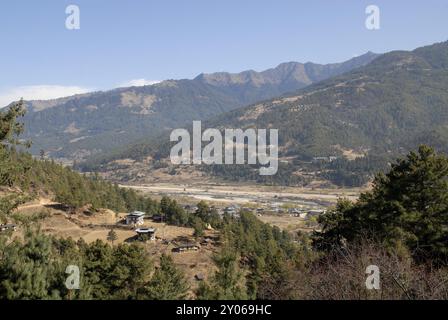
[125,211,145,225]
[135,227,156,241]
[173,243,200,253]
[0,224,17,232]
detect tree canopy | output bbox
[314,145,448,261]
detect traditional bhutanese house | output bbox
[173,243,200,253]
[125,211,145,225]
[0,224,17,232]
[135,228,156,241]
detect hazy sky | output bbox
[0,0,447,106]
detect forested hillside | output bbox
[82,41,448,187]
[210,41,448,158]
[0,101,158,221]
[8,53,378,161]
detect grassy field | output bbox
[256,213,317,233]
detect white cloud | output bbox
[0,80,162,109]
[0,85,92,108]
[118,79,161,88]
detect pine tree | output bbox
[0,228,63,299]
[196,248,247,300]
[107,229,118,245]
[314,145,448,261]
[193,217,205,238]
[108,243,153,299]
[140,254,189,300]
[0,100,29,221]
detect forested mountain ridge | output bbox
[80,41,448,187]
[6,53,378,162]
[205,41,448,185]
[209,41,448,157]
[0,101,158,218]
[194,51,379,103]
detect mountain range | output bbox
[78,41,448,187]
[11,52,379,161]
[211,41,448,158]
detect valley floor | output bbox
[9,183,363,295]
[121,182,362,208]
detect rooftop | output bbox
[127,211,146,217]
[177,243,199,248]
[0,224,17,227]
[135,228,155,233]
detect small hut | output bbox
[172,243,199,253]
[135,228,156,241]
[0,224,17,232]
[125,211,145,225]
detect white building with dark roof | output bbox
[135,227,156,241]
[125,211,145,225]
[0,224,17,232]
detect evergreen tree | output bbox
[0,100,29,221]
[140,254,189,300]
[107,229,118,246]
[197,248,247,300]
[108,243,153,299]
[314,145,448,261]
[193,217,205,238]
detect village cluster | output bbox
[120,202,326,248]
[0,196,327,264]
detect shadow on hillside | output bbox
[44,203,71,212]
[124,235,139,243]
[173,235,193,243]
